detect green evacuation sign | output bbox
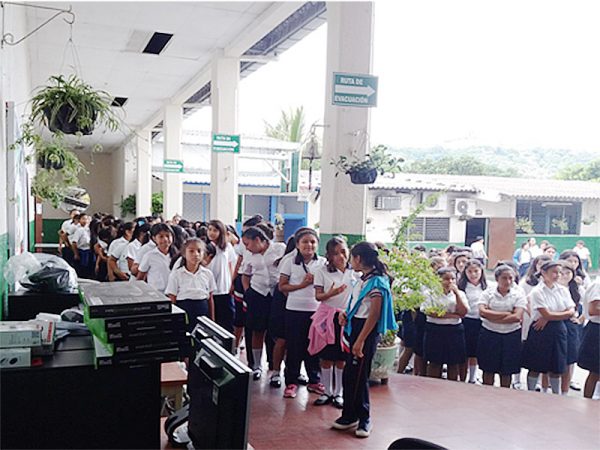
[163,159,184,173]
[332,72,378,107]
[212,133,240,153]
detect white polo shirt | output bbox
[463,282,484,319]
[134,240,157,265]
[108,236,130,274]
[478,287,528,333]
[61,219,79,241]
[139,248,172,293]
[280,256,326,312]
[208,243,236,295]
[584,280,600,324]
[314,266,357,310]
[243,242,286,296]
[71,226,90,250]
[126,239,142,261]
[529,283,575,322]
[347,274,382,319]
[421,290,469,325]
[165,265,216,300]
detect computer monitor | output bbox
[187,338,251,450]
[192,316,235,354]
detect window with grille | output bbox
[403,217,449,241]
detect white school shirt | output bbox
[61,219,78,240]
[108,237,130,274]
[234,242,251,274]
[420,290,469,325]
[126,239,143,261]
[347,275,382,319]
[529,283,575,322]
[208,243,235,295]
[134,240,157,265]
[165,265,216,301]
[470,241,486,259]
[71,226,91,250]
[243,243,286,296]
[98,239,108,253]
[463,283,484,319]
[478,287,528,334]
[583,281,600,324]
[314,266,357,310]
[139,248,172,293]
[280,256,326,312]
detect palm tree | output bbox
[264,106,305,143]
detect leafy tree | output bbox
[404,155,518,177]
[556,159,600,182]
[264,106,305,143]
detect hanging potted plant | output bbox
[274,213,285,242]
[331,144,403,185]
[28,74,120,135]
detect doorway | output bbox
[465,218,488,247]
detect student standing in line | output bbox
[127,222,150,276]
[137,224,178,293]
[522,260,575,394]
[557,264,585,394]
[457,259,487,383]
[309,237,356,408]
[421,267,469,381]
[559,250,591,288]
[241,226,285,380]
[59,209,80,264]
[332,242,397,438]
[107,222,134,281]
[207,219,237,333]
[573,240,593,272]
[578,279,600,399]
[470,236,487,266]
[166,238,216,332]
[452,252,470,277]
[71,213,93,278]
[279,228,325,399]
[132,226,158,279]
[94,227,113,282]
[477,265,527,388]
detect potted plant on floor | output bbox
[370,329,400,384]
[274,213,285,242]
[331,144,403,185]
[29,74,120,135]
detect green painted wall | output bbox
[29,220,35,252]
[516,235,600,268]
[0,233,8,320]
[42,219,63,244]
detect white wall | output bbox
[111,139,137,218]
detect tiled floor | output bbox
[163,372,600,449]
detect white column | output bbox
[136,130,152,217]
[320,2,375,245]
[210,55,239,225]
[164,105,183,220]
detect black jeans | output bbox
[342,318,379,422]
[284,310,320,386]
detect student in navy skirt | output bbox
[557,264,586,394]
[397,309,417,374]
[578,280,600,398]
[477,265,527,388]
[457,259,487,383]
[421,267,469,381]
[522,260,576,394]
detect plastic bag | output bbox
[4,252,78,292]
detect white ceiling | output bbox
[25,1,297,150]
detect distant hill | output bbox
[389,146,598,179]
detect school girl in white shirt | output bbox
[207,219,236,333]
[107,222,134,281]
[127,223,150,277]
[578,280,600,398]
[310,236,356,409]
[457,259,487,383]
[165,238,216,332]
[560,250,591,289]
[278,228,326,399]
[137,224,177,293]
[132,236,157,280]
[241,226,286,380]
[477,265,527,388]
[71,213,92,278]
[420,267,469,381]
[522,260,575,394]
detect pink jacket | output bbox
[308,302,338,356]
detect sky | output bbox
[186,0,600,153]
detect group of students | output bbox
[58,210,400,438]
[397,245,599,400]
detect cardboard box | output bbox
[0,322,42,348]
[0,347,31,368]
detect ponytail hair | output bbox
[255,222,274,241]
[560,264,581,306]
[242,226,269,242]
[242,214,263,229]
[350,241,391,282]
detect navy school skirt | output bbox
[245,288,272,332]
[414,311,427,357]
[232,275,246,328]
[177,299,209,333]
[477,327,522,375]
[577,322,599,374]
[400,310,417,349]
[522,320,567,374]
[564,319,582,365]
[318,311,346,362]
[463,317,482,358]
[423,322,466,365]
[268,287,287,340]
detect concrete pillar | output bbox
[320,2,375,247]
[210,55,239,225]
[136,130,152,217]
[164,105,183,220]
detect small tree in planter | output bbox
[274,213,285,242]
[331,144,403,184]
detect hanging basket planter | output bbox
[349,168,378,185]
[45,105,97,135]
[37,154,65,170]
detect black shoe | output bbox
[332,417,359,430]
[253,369,262,381]
[269,373,282,388]
[313,394,332,406]
[332,395,344,409]
[297,374,309,385]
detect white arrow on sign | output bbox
[334,84,376,97]
[214,140,239,148]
